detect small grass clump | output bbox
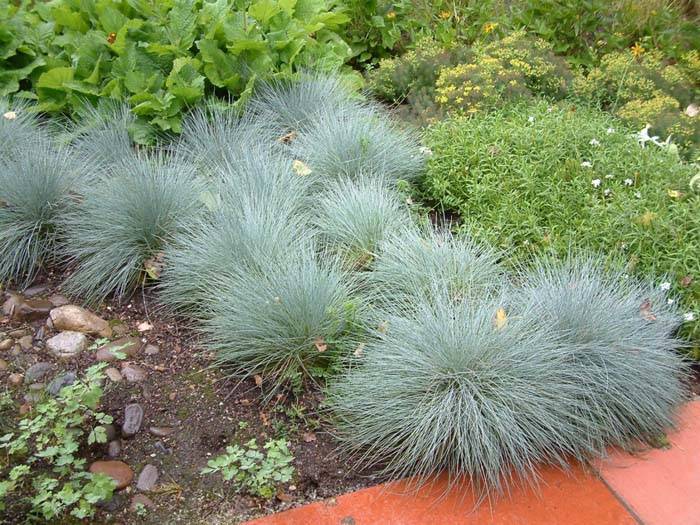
[0,140,87,287]
[314,176,407,268]
[61,153,204,304]
[422,100,700,347]
[203,251,361,389]
[291,104,424,181]
[0,99,46,160]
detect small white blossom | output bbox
[581,161,593,168]
[528,116,535,123]
[603,188,611,196]
[634,191,642,198]
[590,138,600,146]
[684,312,696,322]
[3,111,17,120]
[419,146,433,156]
[667,299,675,305]
[547,106,554,113]
[606,127,615,134]
[624,178,634,186]
[660,282,671,291]
[605,174,614,179]
[592,179,601,188]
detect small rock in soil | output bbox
[121,363,146,382]
[149,426,175,437]
[46,331,87,359]
[144,344,159,355]
[136,464,158,491]
[130,494,156,512]
[0,339,13,351]
[153,441,172,455]
[34,326,45,341]
[10,345,20,356]
[111,322,130,337]
[23,284,48,297]
[46,372,77,396]
[122,403,144,437]
[137,321,152,332]
[98,491,127,512]
[8,329,27,338]
[104,424,117,441]
[96,337,142,362]
[19,403,32,415]
[108,440,122,458]
[24,386,43,404]
[0,359,7,370]
[48,294,70,307]
[105,367,123,382]
[50,305,112,337]
[89,460,133,490]
[18,335,33,350]
[3,294,53,321]
[8,373,23,386]
[24,362,54,383]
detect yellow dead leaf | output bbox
[637,211,657,227]
[667,189,682,199]
[354,343,365,358]
[254,374,263,386]
[277,131,298,144]
[293,159,311,176]
[314,337,327,352]
[494,307,508,330]
[639,299,657,321]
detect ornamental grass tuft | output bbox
[0,140,87,288]
[61,153,204,304]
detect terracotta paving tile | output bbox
[245,463,634,525]
[595,400,700,525]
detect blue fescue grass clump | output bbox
[159,147,314,315]
[0,140,88,288]
[509,256,690,448]
[314,176,407,268]
[369,225,504,304]
[248,74,362,134]
[291,104,425,181]
[329,284,599,494]
[0,99,47,160]
[61,153,205,304]
[202,251,361,389]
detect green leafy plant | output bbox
[201,438,295,498]
[0,363,116,520]
[4,0,353,143]
[421,100,700,350]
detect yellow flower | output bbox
[631,42,644,58]
[483,22,498,34]
[439,10,451,20]
[386,11,396,20]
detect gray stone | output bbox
[122,404,143,437]
[149,426,175,437]
[24,362,54,383]
[95,337,142,362]
[48,294,70,307]
[50,305,112,337]
[105,367,123,382]
[23,284,48,297]
[17,335,33,350]
[0,359,7,370]
[136,464,158,491]
[108,439,122,458]
[0,338,14,351]
[144,344,159,355]
[34,326,45,342]
[121,363,146,382]
[104,424,117,441]
[2,294,53,321]
[46,331,87,359]
[46,372,77,396]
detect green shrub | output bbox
[574,48,699,154]
[202,438,295,498]
[0,138,87,288]
[3,0,352,143]
[61,152,204,304]
[421,100,700,350]
[0,364,116,520]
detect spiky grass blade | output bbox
[291,104,424,181]
[0,141,86,287]
[61,153,204,304]
[314,175,408,268]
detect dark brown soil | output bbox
[0,274,379,525]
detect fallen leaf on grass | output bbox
[277,131,297,144]
[137,321,153,332]
[260,411,269,426]
[314,337,327,352]
[493,307,508,330]
[254,374,263,387]
[681,275,693,288]
[639,299,657,321]
[302,432,317,443]
[353,343,365,358]
[667,189,682,199]
[276,489,292,502]
[3,111,17,120]
[292,159,311,176]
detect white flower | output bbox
[547,106,554,113]
[603,189,611,196]
[528,116,535,123]
[606,127,615,134]
[624,178,634,186]
[592,179,601,188]
[2,111,17,120]
[419,146,433,156]
[605,174,614,179]
[590,138,600,146]
[684,312,696,322]
[581,161,593,168]
[634,191,642,198]
[667,299,675,305]
[660,282,671,291]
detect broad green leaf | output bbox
[249,0,281,25]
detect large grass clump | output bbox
[61,153,204,304]
[0,140,87,288]
[314,176,407,268]
[202,251,361,389]
[422,99,700,350]
[330,256,689,494]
